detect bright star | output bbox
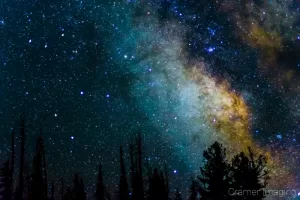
[276,134,282,139]
[207,47,215,52]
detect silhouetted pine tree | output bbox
[145,162,152,200]
[63,186,72,200]
[147,168,159,200]
[0,160,12,200]
[188,178,198,200]
[231,148,269,200]
[72,173,84,200]
[118,145,129,200]
[160,171,169,200]
[9,129,15,198]
[79,178,86,200]
[148,168,168,200]
[40,129,48,198]
[198,141,231,200]
[31,137,47,200]
[24,162,31,200]
[105,189,112,200]
[0,129,15,200]
[60,179,65,200]
[129,133,145,200]
[129,144,136,200]
[95,165,105,200]
[164,164,169,199]
[248,148,269,189]
[136,132,144,200]
[50,181,55,200]
[15,118,26,200]
[173,188,183,200]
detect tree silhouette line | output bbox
[0,118,270,200]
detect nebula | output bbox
[108,5,298,193]
[215,0,300,93]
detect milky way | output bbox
[108,0,299,192]
[1,0,300,198]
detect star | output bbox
[207,47,215,52]
[276,134,282,140]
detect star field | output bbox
[1,0,300,198]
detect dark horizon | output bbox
[0,122,271,200]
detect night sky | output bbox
[2,0,300,198]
